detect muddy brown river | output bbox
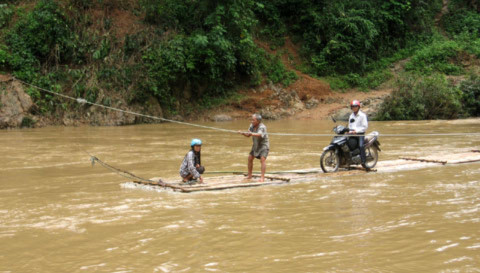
[1,119,479,272]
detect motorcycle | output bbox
[320,124,381,173]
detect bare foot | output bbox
[243,177,252,183]
[259,179,264,183]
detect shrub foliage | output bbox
[377,74,463,120]
[0,0,479,119]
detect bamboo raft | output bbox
[123,151,480,193]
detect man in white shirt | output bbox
[347,100,368,169]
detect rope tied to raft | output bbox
[13,77,480,138]
[85,151,173,188]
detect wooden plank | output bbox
[241,174,291,182]
[448,158,480,164]
[180,180,290,192]
[132,180,187,192]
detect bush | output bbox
[263,54,298,86]
[20,116,36,128]
[327,70,392,91]
[256,0,441,75]
[460,74,480,116]
[377,73,463,120]
[5,0,74,80]
[405,39,464,75]
[443,7,480,38]
[25,73,65,113]
[139,0,297,110]
[0,45,9,69]
[0,4,14,28]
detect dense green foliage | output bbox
[405,38,464,75]
[141,0,261,105]
[376,0,480,119]
[442,0,480,38]
[139,0,298,107]
[0,0,299,113]
[256,0,441,74]
[377,74,463,120]
[460,74,480,116]
[0,0,77,113]
[5,1,74,77]
[0,0,479,120]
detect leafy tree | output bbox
[4,0,74,79]
[255,0,441,75]
[377,74,463,120]
[460,74,480,116]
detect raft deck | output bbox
[124,151,480,193]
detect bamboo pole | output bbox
[180,180,290,192]
[449,158,480,164]
[132,180,186,192]
[206,170,320,175]
[242,174,291,182]
[399,157,447,165]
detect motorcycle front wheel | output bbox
[320,149,340,173]
[363,146,379,169]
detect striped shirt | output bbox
[179,150,201,179]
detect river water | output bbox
[1,119,479,272]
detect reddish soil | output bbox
[109,9,143,39]
[88,8,143,40]
[0,74,11,82]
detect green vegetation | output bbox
[0,0,299,115]
[377,73,463,120]
[376,0,480,120]
[377,72,480,121]
[460,74,480,116]
[0,0,479,121]
[20,116,35,128]
[255,0,441,89]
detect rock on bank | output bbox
[0,75,164,128]
[0,75,34,129]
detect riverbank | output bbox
[0,72,391,129]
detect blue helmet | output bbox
[190,138,202,147]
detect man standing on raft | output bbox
[238,114,269,182]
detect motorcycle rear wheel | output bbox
[320,149,340,173]
[364,146,379,169]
